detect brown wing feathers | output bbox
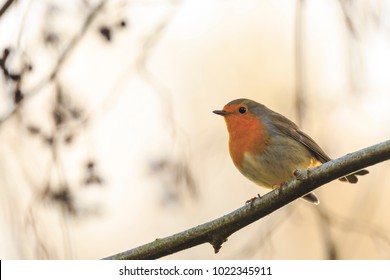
[270,112,369,183]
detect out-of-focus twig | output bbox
[28,0,106,93]
[133,0,198,199]
[296,0,341,259]
[316,205,339,259]
[0,0,15,18]
[135,0,182,137]
[0,0,107,127]
[294,0,306,126]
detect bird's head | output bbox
[213,98,268,135]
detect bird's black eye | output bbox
[238,107,247,114]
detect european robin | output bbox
[213,98,369,204]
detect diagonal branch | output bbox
[0,0,15,18]
[102,140,390,260]
[0,0,106,127]
[28,0,107,93]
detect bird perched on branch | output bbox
[213,98,369,205]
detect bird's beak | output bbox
[213,110,228,116]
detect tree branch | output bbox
[0,0,106,127]
[102,140,390,260]
[0,0,15,19]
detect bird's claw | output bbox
[272,184,280,190]
[293,168,309,180]
[272,182,287,196]
[245,193,261,206]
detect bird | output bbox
[213,98,369,205]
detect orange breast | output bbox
[225,114,270,169]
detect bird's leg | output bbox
[272,181,288,190]
[293,168,309,180]
[272,182,287,197]
[245,193,261,206]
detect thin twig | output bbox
[0,0,15,18]
[295,0,305,126]
[28,0,107,92]
[0,0,107,127]
[315,205,339,259]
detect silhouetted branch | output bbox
[0,0,15,18]
[294,0,306,126]
[315,205,339,259]
[136,0,182,135]
[0,0,106,127]
[26,0,106,94]
[103,140,390,260]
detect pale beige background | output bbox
[1,0,389,259]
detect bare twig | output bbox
[294,0,306,126]
[102,140,390,260]
[0,0,15,18]
[0,0,107,127]
[136,0,182,137]
[28,0,106,92]
[315,205,339,259]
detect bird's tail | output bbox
[301,192,320,205]
[338,169,369,183]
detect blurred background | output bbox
[1,0,390,259]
